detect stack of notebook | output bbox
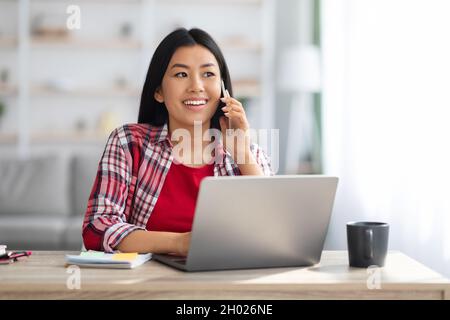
[65,251,152,269]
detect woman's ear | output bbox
[154,86,164,103]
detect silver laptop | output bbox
[153,175,338,272]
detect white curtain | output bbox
[321,0,450,277]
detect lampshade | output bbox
[278,44,322,93]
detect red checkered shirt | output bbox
[82,123,273,252]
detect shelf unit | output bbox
[0,0,275,156]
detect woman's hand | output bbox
[220,96,250,132]
[175,232,191,256]
[219,96,252,162]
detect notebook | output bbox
[65,251,152,269]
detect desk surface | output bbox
[0,251,449,299]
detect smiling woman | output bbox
[82,28,273,256]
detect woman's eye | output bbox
[174,71,214,78]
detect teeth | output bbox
[184,100,207,106]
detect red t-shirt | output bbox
[146,162,214,232]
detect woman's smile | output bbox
[182,97,210,111]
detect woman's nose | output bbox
[188,75,205,92]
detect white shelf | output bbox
[0,37,17,48]
[30,0,143,2]
[32,81,259,98]
[0,133,17,144]
[219,41,262,52]
[0,130,109,144]
[0,85,18,96]
[0,82,260,98]
[31,36,142,49]
[160,0,262,4]
[30,85,141,97]
[29,0,260,3]
[28,36,258,51]
[31,131,109,144]
[1,85,140,98]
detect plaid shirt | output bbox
[82,123,273,252]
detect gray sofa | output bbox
[0,153,100,250]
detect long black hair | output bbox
[137,28,232,130]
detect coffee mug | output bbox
[347,221,389,268]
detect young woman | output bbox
[82,28,273,256]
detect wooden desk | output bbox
[0,251,448,300]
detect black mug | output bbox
[347,222,389,268]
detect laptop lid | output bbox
[159,175,338,271]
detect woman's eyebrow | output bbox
[170,63,216,69]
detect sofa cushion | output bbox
[0,215,66,250]
[71,153,100,217]
[0,155,70,216]
[63,216,84,250]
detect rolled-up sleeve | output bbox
[250,143,275,176]
[82,128,145,252]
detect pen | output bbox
[10,251,32,259]
[0,251,32,261]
